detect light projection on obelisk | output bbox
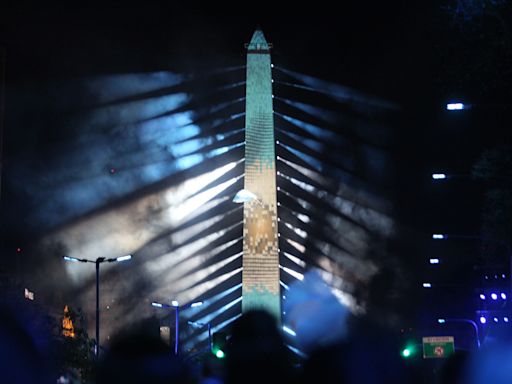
[241,29,280,319]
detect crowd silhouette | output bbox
[4,295,512,384]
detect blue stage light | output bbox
[502,293,507,300]
[480,316,487,324]
[480,294,486,300]
[491,293,498,300]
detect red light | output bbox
[110,168,116,174]
[16,247,22,253]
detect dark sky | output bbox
[1,3,512,326]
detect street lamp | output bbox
[188,320,213,352]
[151,300,203,355]
[63,254,132,357]
[437,318,481,349]
[446,102,468,111]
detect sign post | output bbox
[422,336,455,358]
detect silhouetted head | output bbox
[225,310,297,384]
[96,317,194,384]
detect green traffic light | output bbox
[215,349,225,359]
[401,348,411,358]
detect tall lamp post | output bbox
[438,318,481,349]
[63,254,132,357]
[151,300,203,355]
[188,320,213,352]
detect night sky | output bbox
[2,2,512,340]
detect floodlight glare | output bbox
[438,318,446,324]
[505,317,509,323]
[432,234,445,239]
[430,258,440,264]
[491,293,498,300]
[480,316,487,324]
[423,283,432,288]
[432,173,447,180]
[502,293,507,300]
[480,294,486,300]
[171,300,179,307]
[232,189,258,203]
[494,317,499,323]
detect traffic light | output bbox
[212,332,227,359]
[401,347,412,358]
[400,343,417,359]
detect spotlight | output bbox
[432,173,447,180]
[423,283,432,288]
[429,258,440,264]
[502,293,507,300]
[438,318,446,324]
[480,316,487,324]
[480,294,486,300]
[494,317,499,323]
[432,234,445,239]
[504,317,509,323]
[491,293,498,300]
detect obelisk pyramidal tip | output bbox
[241,30,280,321]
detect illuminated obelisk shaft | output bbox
[242,30,280,320]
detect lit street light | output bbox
[151,300,203,355]
[188,320,213,352]
[446,102,468,111]
[63,254,132,357]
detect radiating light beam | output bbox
[282,325,297,337]
[283,252,307,268]
[280,266,305,281]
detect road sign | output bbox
[422,336,455,359]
